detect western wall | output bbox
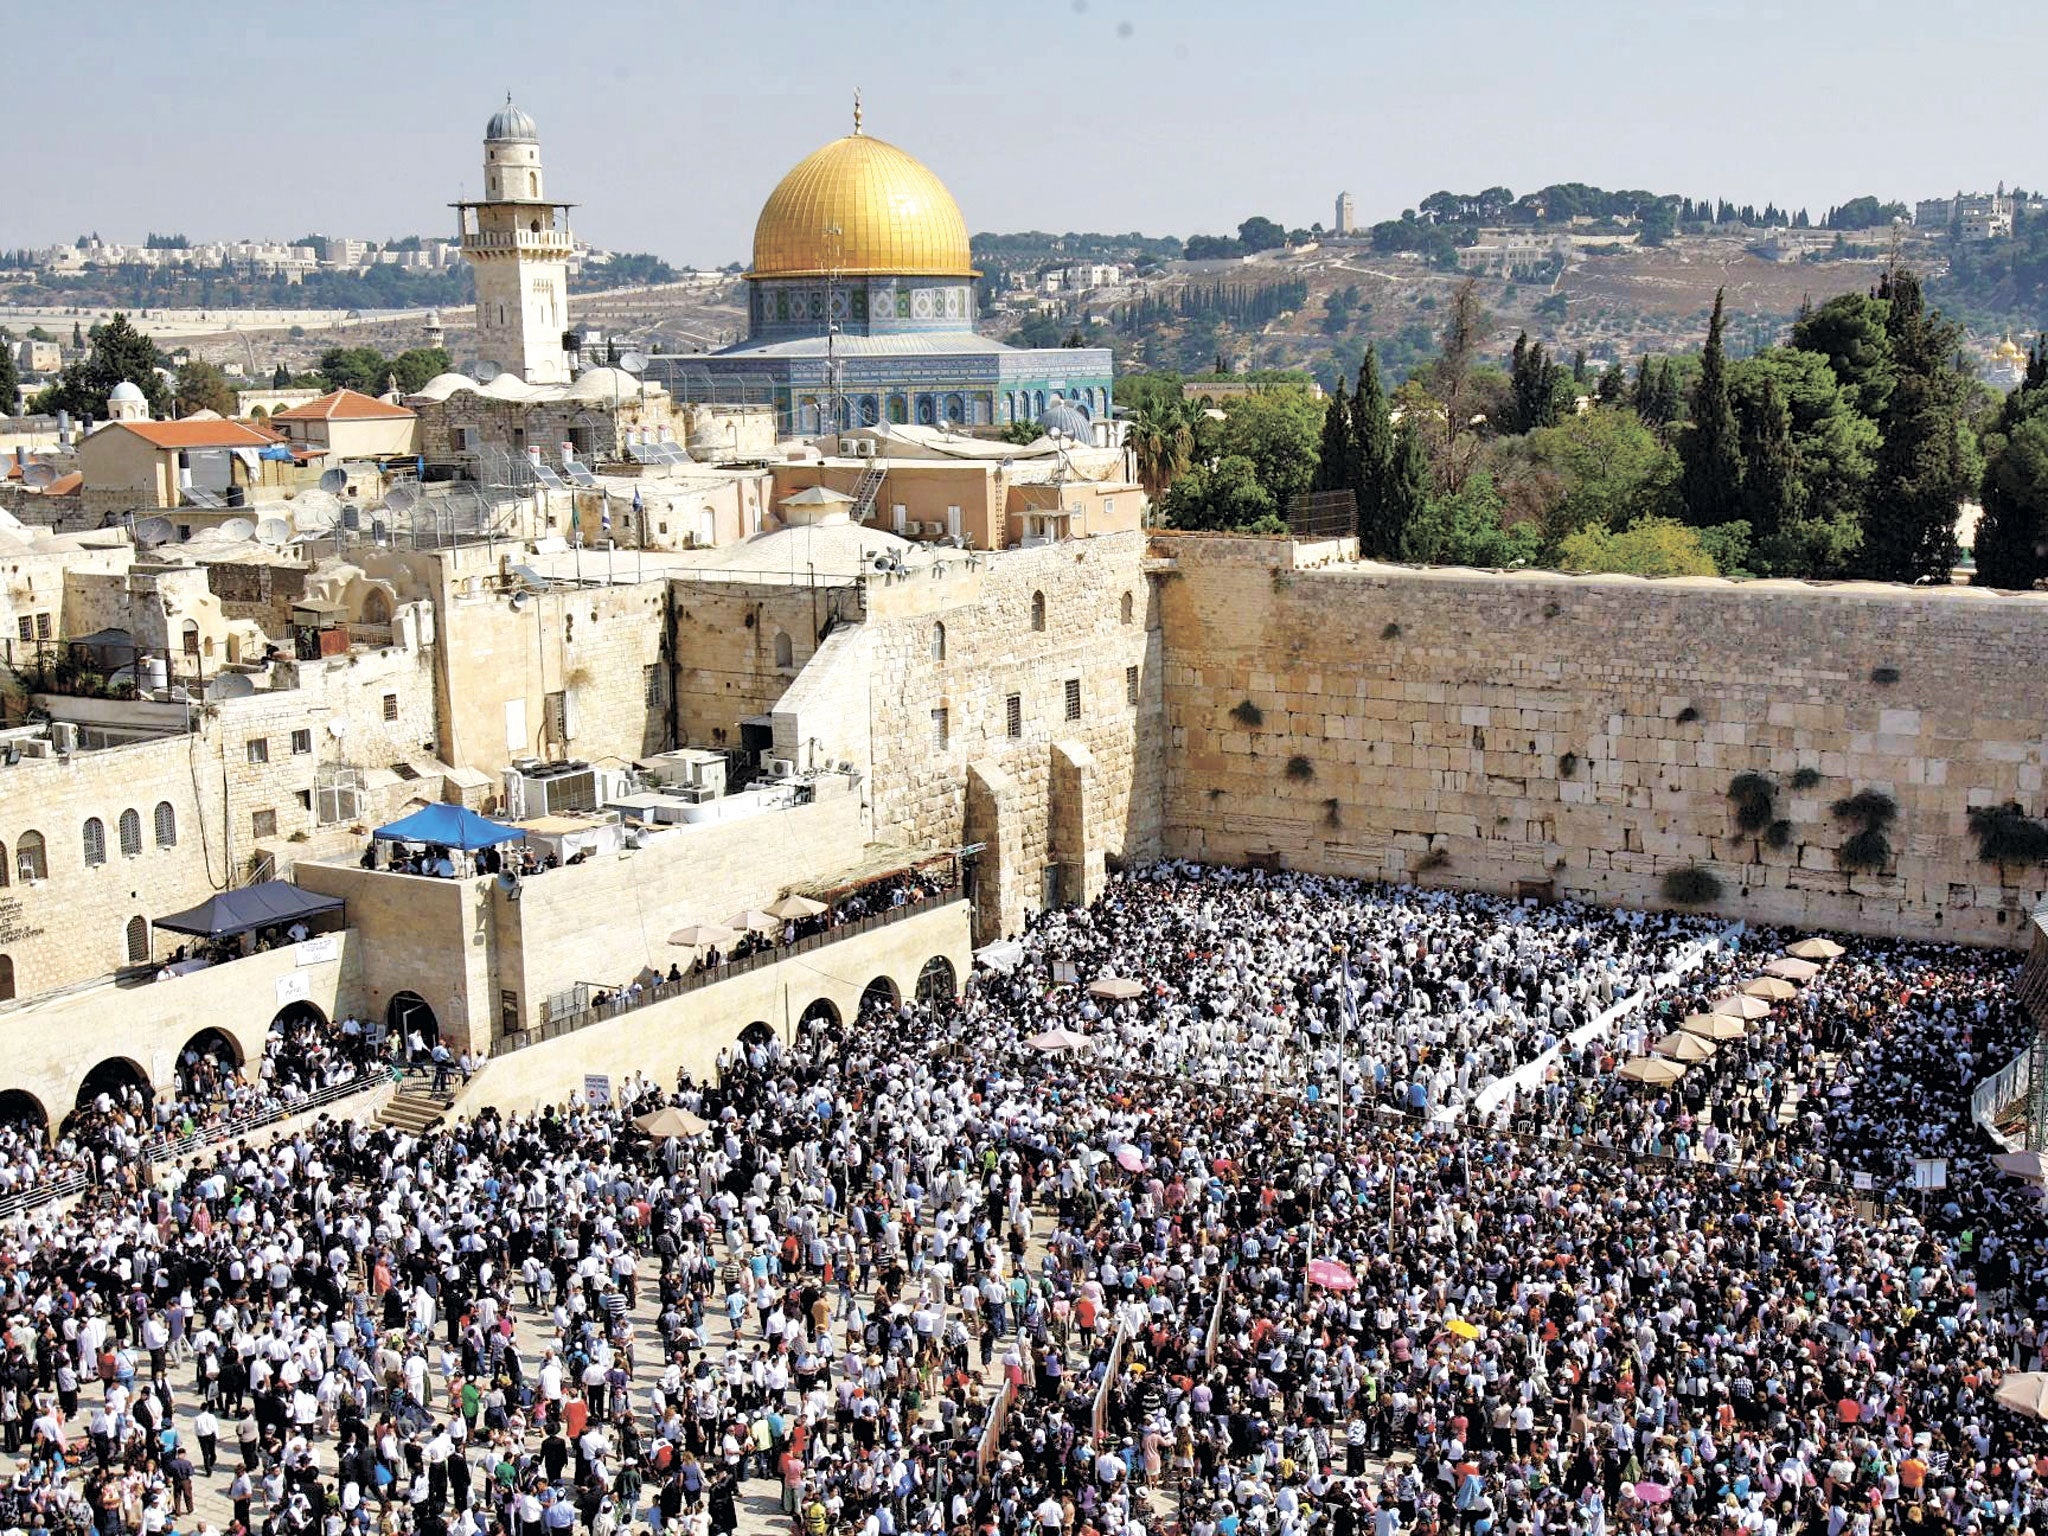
[1153,533,2048,947]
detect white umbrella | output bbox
[669,923,738,949]
[1785,937,1846,961]
[726,909,782,935]
[1680,1013,1748,1042]
[1995,1372,2048,1418]
[1739,977,1799,1001]
[765,894,828,921]
[1087,976,1146,1001]
[1026,1027,1092,1053]
[1653,1031,1717,1063]
[1618,1056,1685,1085]
[1764,956,1821,982]
[1711,994,1772,1020]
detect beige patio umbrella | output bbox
[1995,1371,2048,1418]
[1763,956,1822,982]
[1618,1056,1685,1085]
[1993,1150,2048,1183]
[669,923,738,949]
[1681,1012,1748,1042]
[632,1106,710,1139]
[765,894,829,921]
[1740,977,1799,1001]
[1088,976,1147,1001]
[1785,937,1846,961]
[1711,994,1772,1020]
[1653,1031,1718,1063]
[725,909,783,935]
[1026,1027,1093,1053]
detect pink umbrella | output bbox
[1633,1482,1671,1505]
[1306,1258,1356,1290]
[1114,1146,1146,1173]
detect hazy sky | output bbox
[16,0,2044,262]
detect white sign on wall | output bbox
[275,971,312,1006]
[295,933,341,966]
[584,1073,611,1107]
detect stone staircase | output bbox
[376,1070,463,1136]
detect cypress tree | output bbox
[1311,375,1353,494]
[1572,347,1589,385]
[1631,355,1656,421]
[1679,289,1743,523]
[1596,361,1628,406]
[1388,420,1432,561]
[1350,348,1400,558]
[272,362,291,389]
[1736,376,1798,559]
[1862,269,1967,582]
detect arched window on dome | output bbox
[1033,390,1047,418]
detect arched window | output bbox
[118,809,141,858]
[1031,591,1046,632]
[930,622,946,661]
[82,818,106,869]
[0,842,9,888]
[124,916,148,965]
[773,631,793,669]
[15,832,44,884]
[1120,590,1134,625]
[0,956,13,1003]
[154,802,177,848]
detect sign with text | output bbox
[584,1073,612,1107]
[274,970,312,1006]
[295,933,341,966]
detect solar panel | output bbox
[181,487,225,508]
[564,463,600,487]
[530,464,567,490]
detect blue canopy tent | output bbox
[155,881,344,939]
[371,803,525,851]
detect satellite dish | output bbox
[470,360,501,383]
[255,517,292,546]
[216,517,257,541]
[22,464,57,490]
[133,517,175,549]
[383,483,417,514]
[205,673,256,701]
[317,467,347,494]
[618,352,649,375]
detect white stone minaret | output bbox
[455,96,574,385]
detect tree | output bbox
[70,321,83,348]
[1790,291,1894,418]
[173,359,235,417]
[1127,397,1195,500]
[317,345,390,393]
[272,363,291,389]
[1494,407,1678,548]
[40,313,171,421]
[0,345,16,415]
[1235,217,1288,254]
[1385,420,1432,560]
[1678,289,1743,525]
[1350,349,1404,558]
[1596,361,1627,406]
[1557,516,1719,576]
[1215,387,1324,514]
[1506,332,1567,434]
[1975,414,2048,589]
[1860,269,1969,583]
[388,347,452,395]
[1310,375,1352,494]
[1158,455,1280,531]
[1727,346,1874,576]
[1424,278,1491,492]
[1732,374,1797,557]
[1401,470,1536,567]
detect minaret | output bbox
[454,95,575,384]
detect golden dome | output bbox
[749,131,976,281]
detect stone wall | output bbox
[1157,535,2048,946]
[453,900,971,1116]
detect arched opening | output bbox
[124,915,149,965]
[773,630,793,669]
[930,621,946,661]
[0,1090,47,1141]
[0,955,13,1002]
[269,1000,328,1037]
[181,620,199,658]
[1031,591,1046,632]
[798,998,841,1033]
[75,1058,151,1112]
[225,634,241,665]
[386,992,438,1056]
[358,586,393,625]
[1121,590,1134,625]
[915,395,937,426]
[14,831,43,884]
[154,802,177,848]
[916,956,957,1009]
[175,1027,242,1101]
[737,1021,776,1047]
[118,809,142,858]
[82,817,106,869]
[859,976,900,1017]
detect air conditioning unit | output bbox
[850,440,876,459]
[503,759,599,819]
[672,784,717,805]
[768,757,797,779]
[50,722,78,756]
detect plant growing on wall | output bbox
[1323,797,1341,827]
[1285,755,1315,782]
[1727,772,1777,832]
[1831,787,1899,883]
[1765,819,1794,850]
[1558,751,1580,778]
[1381,621,1402,640]
[1791,767,1823,791]
[1968,802,2048,884]
[1416,845,1450,873]
[1676,705,1701,724]
[1660,864,1723,905]
[1229,698,1264,728]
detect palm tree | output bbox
[1128,398,1195,501]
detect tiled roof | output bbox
[109,419,283,450]
[272,388,414,422]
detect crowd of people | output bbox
[0,863,2043,1536]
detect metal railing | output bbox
[496,888,963,1054]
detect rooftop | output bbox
[272,389,415,422]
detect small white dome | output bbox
[108,381,145,403]
[486,96,538,143]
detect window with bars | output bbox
[1064,678,1082,721]
[382,693,399,722]
[15,832,45,883]
[153,802,177,847]
[930,707,949,752]
[118,809,141,858]
[125,915,149,965]
[1126,664,1140,706]
[82,818,106,868]
[1005,693,1022,739]
[34,613,49,640]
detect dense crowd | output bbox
[0,862,2043,1536]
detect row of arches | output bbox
[8,802,177,885]
[998,386,1110,427]
[1026,588,1138,635]
[733,955,957,1050]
